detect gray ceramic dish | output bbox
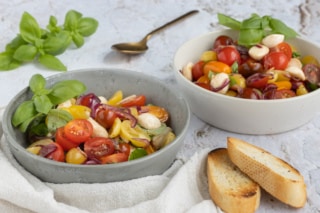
[2,68,190,183]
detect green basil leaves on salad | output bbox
[217,13,298,46]
[0,10,98,72]
[12,74,86,132]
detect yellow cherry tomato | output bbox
[230,73,246,90]
[66,147,87,164]
[200,50,217,62]
[120,120,150,147]
[203,61,231,75]
[296,84,309,96]
[107,90,123,106]
[273,81,292,90]
[61,105,91,119]
[301,55,319,66]
[163,131,176,147]
[225,90,237,97]
[108,117,122,138]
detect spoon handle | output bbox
[145,10,199,39]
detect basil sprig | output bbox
[0,10,98,71]
[217,13,298,46]
[12,74,86,132]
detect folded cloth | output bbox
[0,107,220,213]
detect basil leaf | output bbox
[217,13,241,30]
[43,31,71,55]
[64,10,82,31]
[20,12,42,44]
[269,18,298,38]
[18,115,39,132]
[11,100,37,127]
[238,29,264,46]
[46,109,72,132]
[33,94,53,114]
[241,15,262,29]
[13,44,38,61]
[38,54,67,71]
[129,148,148,160]
[29,74,46,94]
[0,52,21,71]
[5,35,28,52]
[72,32,84,48]
[78,17,99,37]
[48,80,86,104]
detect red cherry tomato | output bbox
[39,142,65,162]
[55,127,78,151]
[270,42,292,60]
[84,137,115,160]
[192,61,205,81]
[100,152,128,164]
[64,119,93,144]
[273,89,296,99]
[217,46,241,66]
[195,82,211,91]
[263,52,289,70]
[120,95,146,107]
[240,88,262,99]
[303,63,320,86]
[118,143,131,156]
[213,35,234,49]
[246,73,269,89]
[95,108,118,129]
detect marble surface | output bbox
[0,0,320,212]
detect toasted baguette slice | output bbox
[227,137,307,208]
[207,148,260,213]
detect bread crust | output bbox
[207,148,260,213]
[227,137,307,208]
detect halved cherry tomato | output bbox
[217,46,241,66]
[273,89,296,99]
[192,61,205,81]
[120,95,146,107]
[66,147,87,164]
[107,90,123,106]
[84,137,115,160]
[246,73,269,89]
[240,88,262,99]
[100,152,128,164]
[37,142,65,162]
[203,61,231,75]
[271,42,292,59]
[118,143,131,156]
[238,58,264,78]
[64,119,93,144]
[55,127,78,151]
[263,51,289,70]
[95,108,118,129]
[195,82,211,91]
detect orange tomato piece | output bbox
[203,61,231,76]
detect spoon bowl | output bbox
[111,10,198,54]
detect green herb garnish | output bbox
[12,74,86,132]
[0,10,98,71]
[217,13,298,46]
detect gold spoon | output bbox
[111,10,199,54]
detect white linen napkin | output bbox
[0,107,220,213]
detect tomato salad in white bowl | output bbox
[174,13,320,134]
[3,68,190,183]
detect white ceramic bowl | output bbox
[174,29,320,134]
[2,68,190,183]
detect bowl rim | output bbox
[173,29,320,104]
[2,68,191,169]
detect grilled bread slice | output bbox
[207,148,261,213]
[227,137,307,208]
